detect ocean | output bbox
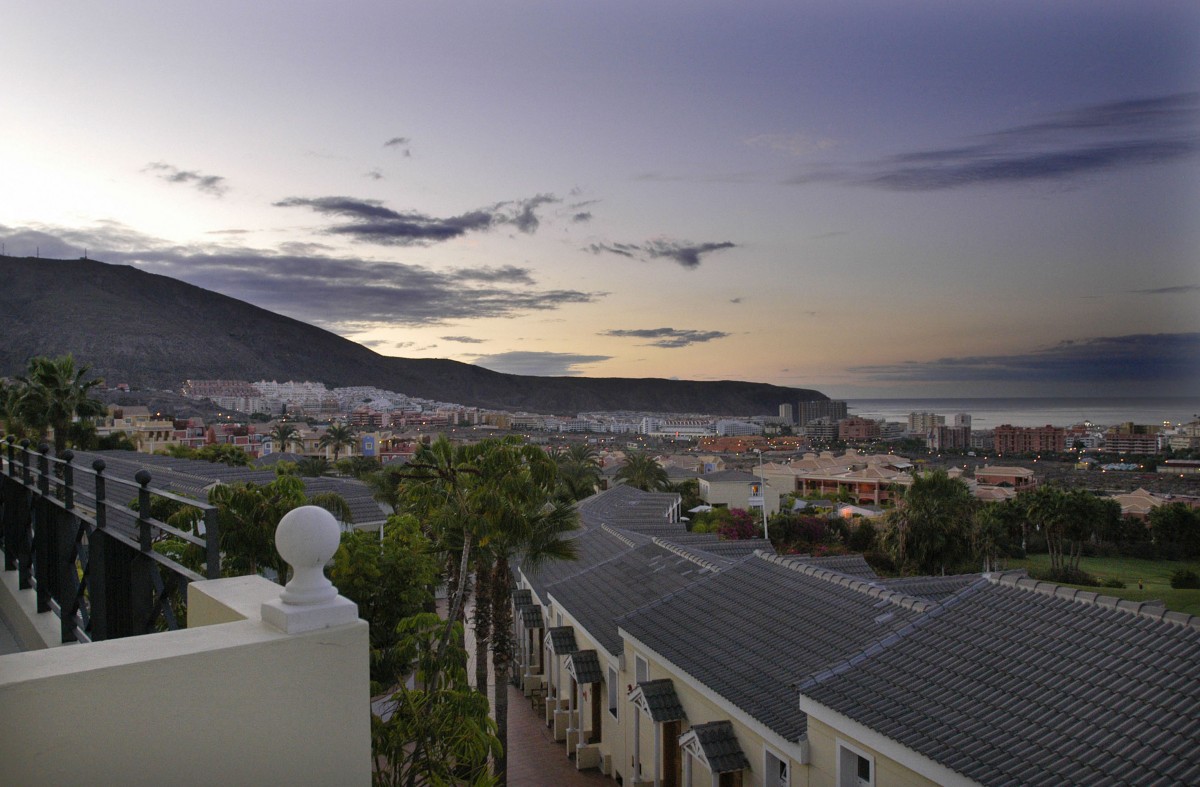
[844,397,1199,430]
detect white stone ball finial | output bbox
[275,505,341,606]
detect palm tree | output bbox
[554,443,602,501]
[16,354,105,455]
[486,461,578,786]
[318,423,356,462]
[269,422,301,454]
[295,456,331,477]
[615,449,670,491]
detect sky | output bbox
[2,1,1198,399]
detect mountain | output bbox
[0,255,828,415]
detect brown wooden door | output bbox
[663,720,681,787]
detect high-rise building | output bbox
[953,412,972,429]
[907,412,945,434]
[797,400,847,427]
[779,403,794,424]
[993,424,1065,454]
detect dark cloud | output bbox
[383,137,412,157]
[471,351,611,376]
[729,297,742,304]
[794,93,1199,191]
[441,336,485,344]
[586,242,638,258]
[454,265,535,285]
[586,238,736,268]
[645,240,736,269]
[365,169,384,180]
[572,212,593,223]
[1131,285,1200,295]
[0,222,603,331]
[848,333,1200,385]
[601,328,730,348]
[143,162,228,197]
[276,194,559,246]
[500,194,560,233]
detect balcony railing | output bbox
[0,437,220,644]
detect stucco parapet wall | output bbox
[0,574,370,786]
[987,570,1199,629]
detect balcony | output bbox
[0,441,370,783]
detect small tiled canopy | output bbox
[679,721,750,774]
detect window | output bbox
[837,740,874,787]
[764,748,789,787]
[635,654,648,684]
[607,666,619,719]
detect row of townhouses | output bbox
[508,483,1200,786]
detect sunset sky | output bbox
[2,1,1198,398]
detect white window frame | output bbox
[634,654,649,684]
[607,665,619,720]
[836,738,875,787]
[764,745,790,787]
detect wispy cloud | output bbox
[143,162,229,197]
[601,327,730,348]
[0,222,603,330]
[1131,284,1200,295]
[744,132,838,157]
[276,193,561,246]
[383,136,412,157]
[471,350,611,376]
[792,93,1199,191]
[440,335,485,344]
[848,333,1200,385]
[586,238,737,269]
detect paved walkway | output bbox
[504,681,612,786]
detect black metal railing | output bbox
[0,437,220,644]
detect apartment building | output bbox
[993,424,1066,454]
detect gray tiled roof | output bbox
[567,649,605,684]
[699,469,761,483]
[546,542,723,656]
[575,484,679,530]
[799,572,1200,786]
[74,451,387,526]
[877,573,980,602]
[619,553,928,741]
[512,588,533,607]
[781,553,879,579]
[688,720,750,773]
[521,526,633,599]
[636,679,685,722]
[546,626,578,654]
[659,534,775,559]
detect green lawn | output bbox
[1006,554,1200,616]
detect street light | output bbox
[755,449,769,542]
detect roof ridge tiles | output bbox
[987,570,1200,629]
[650,537,724,571]
[755,551,937,612]
[600,523,640,548]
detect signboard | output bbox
[361,435,376,457]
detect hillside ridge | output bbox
[0,255,827,415]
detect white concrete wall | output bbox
[0,574,370,786]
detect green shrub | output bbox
[1169,569,1200,589]
[1101,577,1126,589]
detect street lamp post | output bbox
[756,449,769,542]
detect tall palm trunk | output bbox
[473,553,492,694]
[491,557,515,786]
